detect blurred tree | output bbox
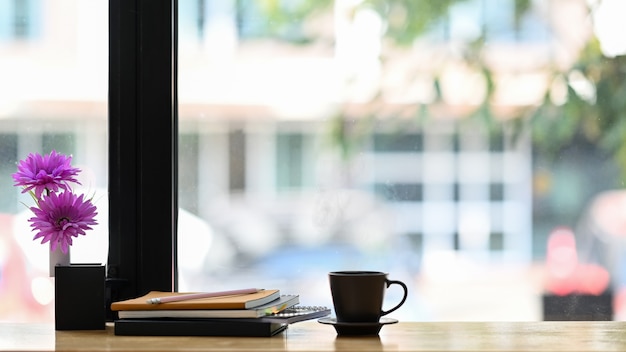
[254,0,626,181]
[530,36,626,179]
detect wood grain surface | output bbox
[2,321,626,351]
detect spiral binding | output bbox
[271,306,329,317]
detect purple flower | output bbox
[28,191,98,254]
[12,150,81,199]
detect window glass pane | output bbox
[179,0,624,321]
[0,0,108,322]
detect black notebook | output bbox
[114,318,287,337]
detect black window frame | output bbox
[107,0,178,310]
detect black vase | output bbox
[54,264,106,330]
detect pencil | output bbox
[146,288,263,304]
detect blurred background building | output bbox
[1,0,624,322]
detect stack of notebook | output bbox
[110,289,330,337]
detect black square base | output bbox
[542,292,613,321]
[55,264,106,330]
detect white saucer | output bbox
[318,317,398,335]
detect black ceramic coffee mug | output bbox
[329,271,408,323]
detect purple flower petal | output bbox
[12,150,81,199]
[28,191,98,254]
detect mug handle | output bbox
[381,279,408,317]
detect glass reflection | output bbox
[175,0,622,321]
[0,0,108,322]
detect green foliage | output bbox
[513,0,531,32]
[251,0,467,45]
[360,0,467,46]
[325,113,373,161]
[245,0,333,41]
[530,36,626,181]
[254,0,626,182]
[255,0,333,20]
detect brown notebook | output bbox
[110,289,280,311]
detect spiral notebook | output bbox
[114,305,331,337]
[259,305,331,324]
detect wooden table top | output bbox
[3,321,626,351]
